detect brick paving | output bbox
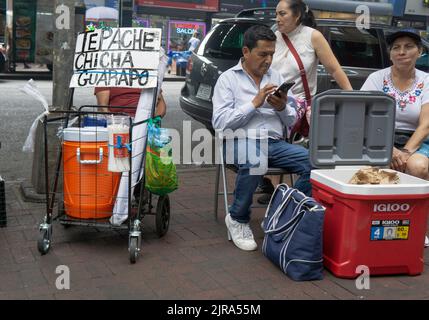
[1,167,429,300]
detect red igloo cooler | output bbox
[309,90,429,278]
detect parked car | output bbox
[180,9,429,131]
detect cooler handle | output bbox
[314,188,334,206]
[76,147,103,165]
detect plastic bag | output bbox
[145,121,178,196]
[20,79,50,152]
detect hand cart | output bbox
[36,87,171,264]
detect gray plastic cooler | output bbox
[309,90,429,278]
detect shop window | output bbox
[328,26,382,69]
[168,20,206,52]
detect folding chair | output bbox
[213,140,295,221]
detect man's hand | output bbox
[390,147,412,172]
[252,84,277,109]
[267,91,287,111]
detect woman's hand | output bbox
[391,147,412,172]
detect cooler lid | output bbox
[63,127,108,142]
[309,90,396,168]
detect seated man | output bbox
[212,25,312,252]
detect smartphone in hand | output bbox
[273,82,295,98]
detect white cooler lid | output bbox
[63,127,108,142]
[309,90,396,168]
[311,169,429,195]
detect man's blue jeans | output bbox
[224,138,312,224]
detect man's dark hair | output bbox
[243,25,276,51]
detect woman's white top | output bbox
[361,67,429,131]
[272,24,318,101]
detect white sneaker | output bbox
[225,214,257,251]
[425,236,429,248]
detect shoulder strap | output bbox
[281,33,312,106]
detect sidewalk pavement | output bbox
[1,166,429,300]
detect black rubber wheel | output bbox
[37,229,51,255]
[129,237,139,264]
[155,195,170,238]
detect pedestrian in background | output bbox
[188,30,201,52]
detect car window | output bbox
[416,43,429,72]
[327,26,383,69]
[201,23,255,60]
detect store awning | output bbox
[86,6,119,21]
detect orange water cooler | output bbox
[63,127,121,219]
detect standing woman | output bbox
[361,29,429,247]
[257,0,353,204]
[272,0,352,123]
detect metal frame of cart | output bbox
[37,87,171,264]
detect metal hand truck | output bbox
[37,87,171,263]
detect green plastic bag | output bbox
[145,120,178,196]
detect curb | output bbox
[0,73,52,81]
[20,180,46,203]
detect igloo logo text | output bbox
[373,203,411,213]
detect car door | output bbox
[321,25,386,91]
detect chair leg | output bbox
[221,162,229,220]
[214,164,220,221]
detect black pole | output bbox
[119,0,133,27]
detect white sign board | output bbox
[405,2,429,16]
[70,28,162,88]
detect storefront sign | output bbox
[70,28,162,88]
[137,0,219,12]
[220,0,276,14]
[172,23,202,35]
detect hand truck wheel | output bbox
[37,227,51,255]
[129,236,140,264]
[155,195,170,238]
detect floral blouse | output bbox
[361,67,429,131]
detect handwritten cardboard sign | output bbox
[70,28,162,88]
